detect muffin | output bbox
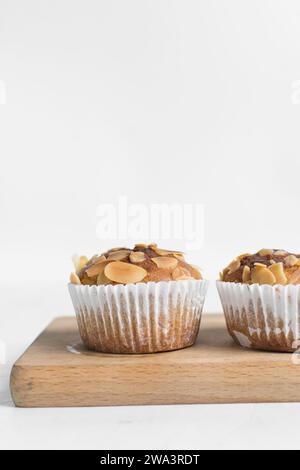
[217,248,300,352]
[69,243,208,353]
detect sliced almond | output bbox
[134,243,148,249]
[78,255,88,271]
[242,265,251,282]
[251,266,276,285]
[153,247,184,256]
[258,248,273,256]
[284,255,299,267]
[274,250,288,256]
[86,258,110,277]
[96,272,110,285]
[70,272,81,284]
[107,250,130,261]
[269,262,287,285]
[104,261,147,284]
[151,257,178,270]
[148,243,158,249]
[254,262,267,268]
[129,251,146,263]
[172,267,192,281]
[227,259,240,274]
[288,268,300,284]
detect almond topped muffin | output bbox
[220,248,300,285]
[217,248,300,352]
[69,243,208,354]
[70,243,202,286]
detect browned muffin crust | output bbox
[221,248,300,285]
[70,243,202,285]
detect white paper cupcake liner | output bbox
[68,279,209,354]
[217,280,300,352]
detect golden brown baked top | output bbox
[70,243,202,285]
[220,249,300,285]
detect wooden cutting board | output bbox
[10,314,300,407]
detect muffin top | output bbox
[70,243,202,286]
[220,249,300,285]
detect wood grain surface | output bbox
[10,314,300,407]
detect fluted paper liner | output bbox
[69,279,208,354]
[217,281,300,352]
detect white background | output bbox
[1,0,300,450]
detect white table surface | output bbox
[1,281,300,450]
